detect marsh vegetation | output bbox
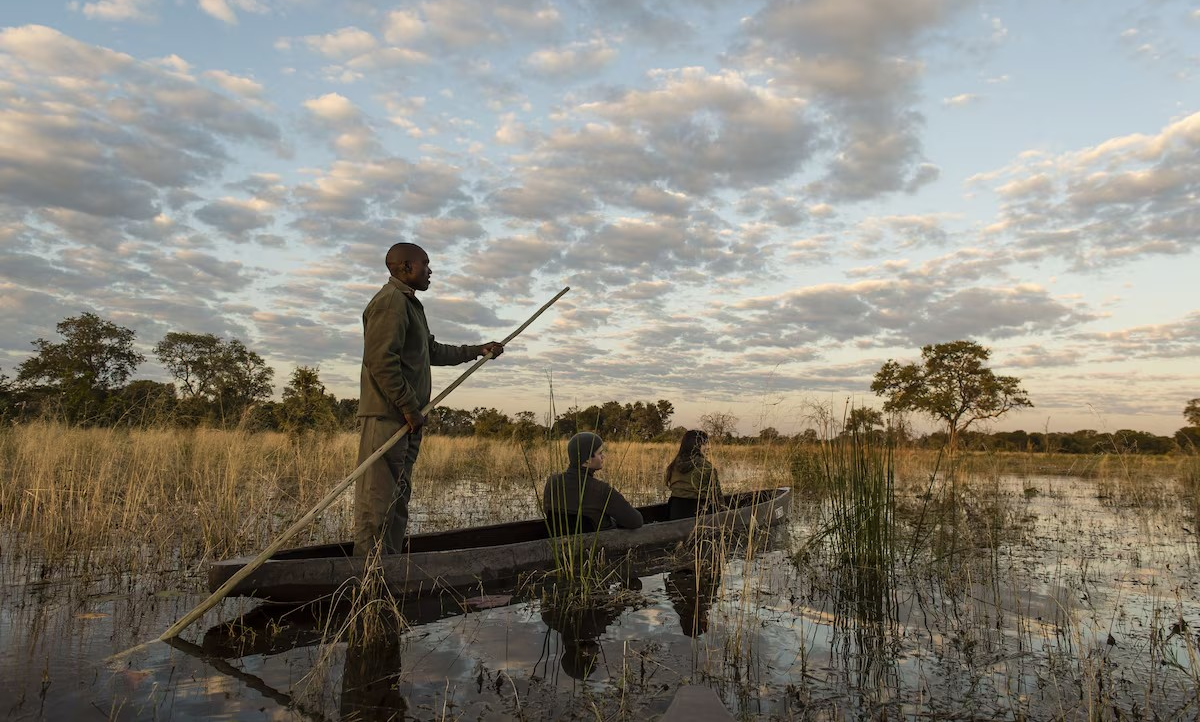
[2,422,1199,720]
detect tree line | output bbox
[0,313,1196,453]
[0,312,347,431]
[0,311,684,439]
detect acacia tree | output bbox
[871,340,1032,450]
[1185,399,1200,427]
[16,312,144,423]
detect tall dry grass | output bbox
[3,420,1186,586]
[0,423,795,583]
[0,422,358,578]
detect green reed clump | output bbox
[818,429,896,572]
[787,443,825,492]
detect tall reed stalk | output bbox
[819,427,896,573]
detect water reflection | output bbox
[165,635,330,720]
[538,580,644,681]
[7,474,1200,720]
[664,560,723,637]
[340,614,407,722]
[828,563,900,705]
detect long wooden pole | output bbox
[111,287,569,661]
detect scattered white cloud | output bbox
[383,9,427,43]
[0,25,282,221]
[524,38,617,79]
[198,0,238,25]
[74,0,158,22]
[303,92,381,157]
[976,110,1200,268]
[194,197,275,236]
[302,27,379,59]
[730,0,970,200]
[2,2,1197,436]
[943,93,981,107]
[203,69,265,98]
[1075,312,1200,359]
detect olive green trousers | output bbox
[353,416,423,556]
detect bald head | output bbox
[386,242,432,292]
[385,242,426,272]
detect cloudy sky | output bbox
[1,0,1198,436]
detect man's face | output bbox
[583,447,604,471]
[398,250,432,291]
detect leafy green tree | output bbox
[154,332,273,426]
[796,428,820,444]
[1109,429,1175,455]
[279,366,337,432]
[845,407,884,434]
[871,340,1032,451]
[154,332,223,399]
[472,407,512,437]
[108,380,177,427]
[552,406,579,437]
[427,406,474,436]
[512,410,544,443]
[559,399,675,440]
[1185,398,1200,427]
[627,399,674,440]
[334,397,359,431]
[0,371,15,419]
[758,426,781,442]
[212,340,274,426]
[570,402,619,436]
[15,312,145,423]
[1175,427,1200,452]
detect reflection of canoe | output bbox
[662,685,734,722]
[197,593,502,659]
[208,487,792,603]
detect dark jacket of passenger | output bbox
[543,468,644,533]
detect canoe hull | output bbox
[207,487,791,603]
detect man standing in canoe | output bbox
[355,242,505,556]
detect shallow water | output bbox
[2,474,1199,720]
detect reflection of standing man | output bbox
[341,616,407,720]
[355,242,505,556]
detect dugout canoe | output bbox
[207,487,792,604]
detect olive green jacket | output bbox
[357,277,479,419]
[666,457,722,500]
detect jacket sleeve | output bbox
[428,334,480,367]
[592,482,644,529]
[699,460,722,498]
[363,302,420,415]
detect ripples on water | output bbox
[2,474,1199,720]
